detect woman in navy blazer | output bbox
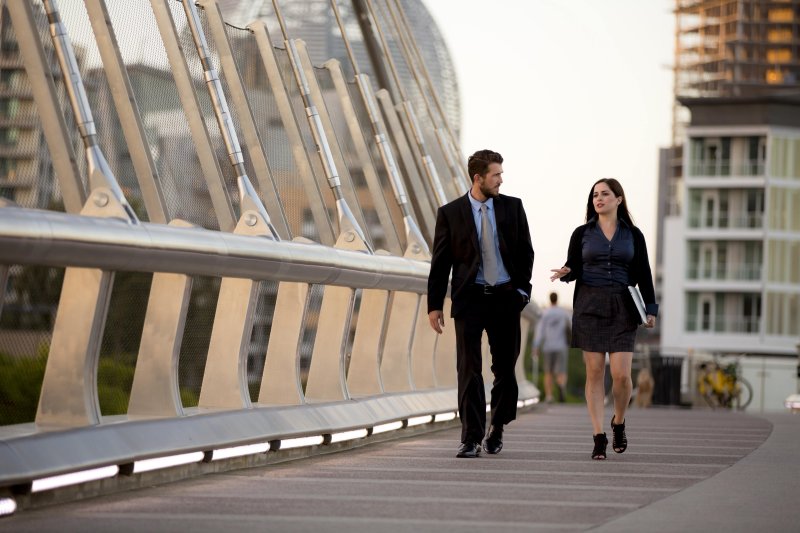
[551,178,657,460]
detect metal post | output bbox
[381,0,465,196]
[351,0,395,99]
[84,0,170,224]
[32,0,138,428]
[199,0,292,238]
[347,288,390,396]
[258,281,310,405]
[375,88,436,237]
[249,21,336,245]
[181,0,277,240]
[362,0,448,206]
[324,58,402,254]
[149,0,236,231]
[42,0,137,224]
[272,0,370,251]
[329,0,428,259]
[390,0,469,190]
[381,291,418,392]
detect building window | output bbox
[766,49,792,63]
[686,292,698,332]
[768,8,794,23]
[701,300,711,331]
[744,189,764,228]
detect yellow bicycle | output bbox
[697,358,753,410]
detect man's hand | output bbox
[428,310,444,334]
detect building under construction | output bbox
[673,0,800,139]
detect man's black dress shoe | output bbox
[456,441,481,458]
[483,425,504,454]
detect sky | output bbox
[422,0,676,308]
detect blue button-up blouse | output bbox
[581,217,634,287]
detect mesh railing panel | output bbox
[105,0,203,226]
[299,283,325,391]
[178,276,220,407]
[0,264,62,425]
[97,271,152,416]
[224,24,311,241]
[247,279,279,402]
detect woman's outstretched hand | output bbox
[550,266,571,282]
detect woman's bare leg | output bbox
[609,352,633,424]
[583,352,606,435]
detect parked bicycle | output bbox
[696,357,753,410]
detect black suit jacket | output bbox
[427,193,534,318]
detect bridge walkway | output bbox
[4,405,797,532]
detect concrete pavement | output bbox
[3,405,796,532]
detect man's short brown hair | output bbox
[467,149,503,182]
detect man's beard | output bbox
[480,183,499,198]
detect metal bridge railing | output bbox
[0,0,539,505]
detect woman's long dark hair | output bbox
[585,178,635,225]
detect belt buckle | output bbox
[483,284,493,295]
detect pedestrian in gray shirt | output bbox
[533,292,571,403]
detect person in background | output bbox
[427,149,534,458]
[533,292,571,403]
[549,178,657,460]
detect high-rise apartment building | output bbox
[657,2,800,414]
[662,94,800,353]
[656,0,800,360]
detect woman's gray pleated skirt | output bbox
[571,284,638,353]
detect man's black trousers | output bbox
[453,284,522,444]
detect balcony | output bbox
[688,159,764,177]
[688,212,764,229]
[686,262,762,281]
[685,314,760,333]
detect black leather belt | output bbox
[472,281,513,295]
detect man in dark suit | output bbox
[427,149,534,458]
